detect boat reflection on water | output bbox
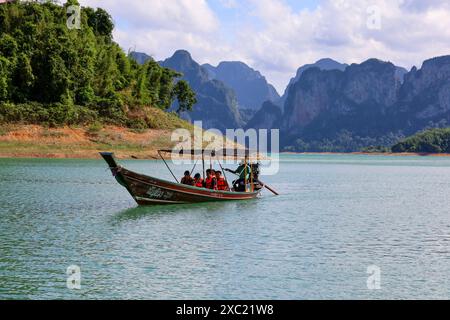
[113,197,260,224]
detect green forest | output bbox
[0,0,196,128]
[283,130,404,153]
[391,128,450,153]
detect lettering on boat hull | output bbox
[146,185,175,200]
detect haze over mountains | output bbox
[130,50,450,152]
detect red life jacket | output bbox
[205,176,214,189]
[194,178,204,188]
[217,177,228,191]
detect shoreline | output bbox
[0,152,160,160]
[2,150,450,160]
[281,151,450,157]
[0,124,237,160]
[3,125,450,160]
[0,124,171,160]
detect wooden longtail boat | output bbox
[100,151,261,205]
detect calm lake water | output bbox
[1,154,450,299]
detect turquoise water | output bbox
[1,154,450,299]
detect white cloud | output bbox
[78,0,450,93]
[234,0,450,91]
[78,0,229,74]
[79,0,218,33]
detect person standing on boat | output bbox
[215,171,229,191]
[181,170,194,186]
[193,173,204,188]
[205,169,217,190]
[225,161,252,192]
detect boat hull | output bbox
[115,167,259,205]
[100,152,260,205]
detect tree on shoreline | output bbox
[0,0,197,128]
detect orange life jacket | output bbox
[217,177,228,191]
[194,178,204,188]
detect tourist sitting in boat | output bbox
[193,173,204,188]
[215,171,229,191]
[181,170,194,186]
[205,169,217,190]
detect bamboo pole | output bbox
[217,159,230,191]
[189,158,199,176]
[250,162,254,192]
[202,152,205,180]
[244,157,248,192]
[158,150,179,183]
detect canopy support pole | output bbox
[244,156,248,192]
[158,150,179,183]
[190,158,199,176]
[250,163,254,192]
[217,159,227,181]
[202,152,205,180]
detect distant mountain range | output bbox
[159,50,242,132]
[131,50,279,132]
[203,61,279,113]
[129,51,152,65]
[131,50,450,152]
[269,56,450,151]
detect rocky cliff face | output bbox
[283,59,402,132]
[160,50,242,132]
[203,61,280,112]
[386,56,450,134]
[278,58,348,108]
[398,56,450,121]
[281,56,450,150]
[341,59,401,112]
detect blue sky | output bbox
[80,0,450,93]
[279,0,320,11]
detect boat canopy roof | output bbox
[158,148,267,160]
